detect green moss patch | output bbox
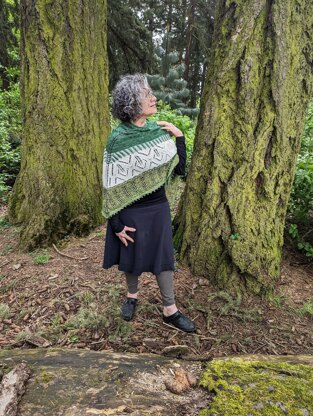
[199,358,313,415]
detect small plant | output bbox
[298,299,313,317]
[266,290,287,308]
[80,291,95,306]
[230,233,240,240]
[66,284,133,342]
[65,307,108,331]
[15,331,32,343]
[207,291,261,322]
[0,216,11,228]
[50,312,63,327]
[33,252,50,265]
[288,224,313,259]
[0,278,17,294]
[0,303,11,319]
[68,334,79,343]
[0,244,13,256]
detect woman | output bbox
[102,73,195,333]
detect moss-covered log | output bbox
[200,355,313,415]
[8,0,109,250]
[174,0,313,293]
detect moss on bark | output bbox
[174,0,313,293]
[8,0,109,250]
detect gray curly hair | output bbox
[112,73,149,122]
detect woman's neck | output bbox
[131,116,147,127]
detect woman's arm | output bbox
[174,136,186,176]
[108,213,136,247]
[108,213,124,234]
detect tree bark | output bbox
[8,0,109,250]
[0,363,31,416]
[183,0,196,81]
[174,0,313,293]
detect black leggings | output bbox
[125,271,175,306]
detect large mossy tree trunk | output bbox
[174,0,313,293]
[8,0,109,250]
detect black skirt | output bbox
[103,200,175,276]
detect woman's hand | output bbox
[115,225,136,247]
[157,121,183,138]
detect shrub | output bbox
[0,81,21,202]
[287,100,313,259]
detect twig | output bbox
[252,343,267,354]
[302,228,313,239]
[162,321,197,335]
[90,339,106,345]
[78,283,97,292]
[0,260,10,268]
[52,244,89,261]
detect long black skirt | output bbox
[103,200,175,276]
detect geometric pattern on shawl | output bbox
[102,120,179,219]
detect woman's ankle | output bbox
[127,292,138,299]
[163,304,178,317]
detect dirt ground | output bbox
[0,204,312,359]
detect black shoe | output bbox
[163,310,196,333]
[121,298,138,321]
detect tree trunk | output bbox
[8,0,109,250]
[174,0,313,293]
[183,0,196,81]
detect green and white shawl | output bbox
[102,120,179,219]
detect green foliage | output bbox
[206,291,261,322]
[107,0,155,90]
[199,359,313,416]
[0,81,21,202]
[287,100,313,259]
[150,100,196,173]
[0,302,10,319]
[33,251,50,265]
[288,101,313,222]
[65,284,133,342]
[0,0,20,89]
[297,299,313,317]
[288,223,313,258]
[0,215,11,227]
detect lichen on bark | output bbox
[8,0,110,250]
[174,0,313,293]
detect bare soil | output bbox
[0,204,312,359]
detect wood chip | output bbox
[162,345,189,357]
[24,335,51,348]
[12,264,21,270]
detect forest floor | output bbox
[0,203,312,360]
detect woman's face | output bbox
[139,86,157,118]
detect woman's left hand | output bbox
[157,121,183,138]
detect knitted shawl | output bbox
[102,120,179,219]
